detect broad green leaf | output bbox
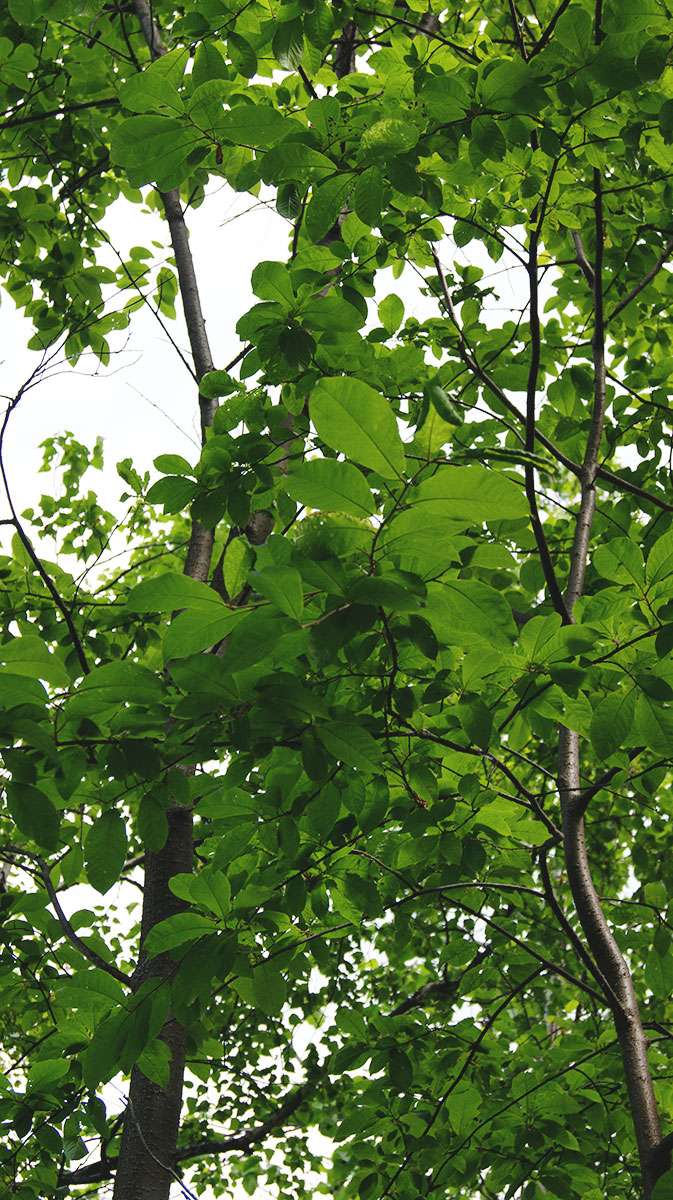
[304,173,354,242]
[144,912,215,957]
[27,1058,69,1091]
[66,662,164,719]
[219,104,296,149]
[253,567,304,619]
[137,796,169,853]
[412,465,527,521]
[471,117,506,160]
[353,168,384,227]
[457,697,493,750]
[163,606,247,661]
[317,721,381,772]
[589,689,636,760]
[118,68,184,116]
[223,538,254,602]
[361,119,418,157]
[311,377,405,478]
[228,31,257,77]
[251,261,295,308]
[652,1170,673,1200]
[0,670,48,708]
[426,579,517,646]
[285,458,375,517]
[646,531,673,584]
[378,294,404,335]
[153,453,193,475]
[199,370,240,399]
[6,783,60,851]
[261,143,335,185]
[252,960,287,1015]
[635,693,673,755]
[554,5,593,54]
[127,572,223,613]
[273,19,303,70]
[110,116,198,187]
[593,539,644,586]
[85,811,128,894]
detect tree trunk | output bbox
[112,807,193,1200]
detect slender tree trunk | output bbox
[112,809,194,1200]
[112,6,217,1198]
[557,189,669,1198]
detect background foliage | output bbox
[2,0,673,1198]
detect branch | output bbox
[524,229,572,622]
[1,847,129,985]
[1,96,118,131]
[63,1084,308,1185]
[529,0,574,57]
[558,167,665,1199]
[570,229,595,289]
[0,395,90,675]
[607,233,673,324]
[427,251,673,513]
[382,971,541,1198]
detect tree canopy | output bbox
[2,1,673,1198]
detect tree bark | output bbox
[112,807,194,1200]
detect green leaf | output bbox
[27,1058,69,1091]
[200,371,240,399]
[652,1170,673,1200]
[589,689,636,760]
[426,579,517,647]
[222,538,254,603]
[554,5,593,55]
[153,454,193,475]
[162,606,247,661]
[146,475,198,513]
[118,66,185,116]
[251,261,295,308]
[252,960,287,1015]
[6,783,60,852]
[285,458,375,518]
[253,567,304,619]
[272,18,304,69]
[646,531,673,584]
[85,811,128,894]
[317,721,381,772]
[262,143,335,185]
[635,693,673,755]
[228,31,257,78]
[412,465,527,521]
[144,912,215,957]
[457,697,493,750]
[311,377,405,479]
[110,116,197,187]
[127,572,223,613]
[219,104,295,149]
[593,539,643,586]
[304,174,354,242]
[353,168,384,227]
[471,117,506,161]
[378,294,404,335]
[361,119,418,158]
[137,1040,172,1089]
[137,796,169,853]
